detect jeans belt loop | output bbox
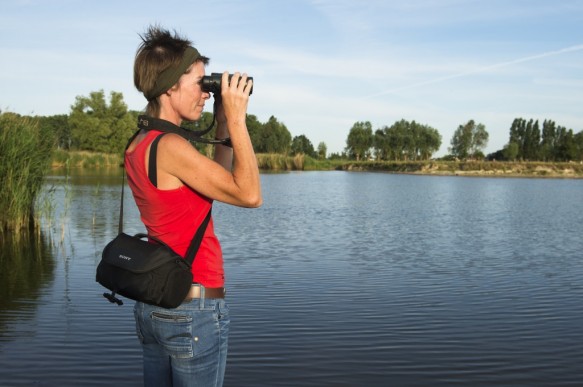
[199,284,205,308]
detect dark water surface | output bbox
[1,170,582,386]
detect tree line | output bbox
[491,118,583,162]
[10,90,323,158]
[4,89,583,162]
[345,120,443,161]
[345,118,583,162]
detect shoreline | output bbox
[51,151,583,179]
[337,160,583,179]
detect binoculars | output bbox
[201,73,253,95]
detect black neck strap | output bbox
[137,115,232,147]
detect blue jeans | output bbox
[133,296,230,387]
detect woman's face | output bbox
[168,61,211,122]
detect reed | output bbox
[51,149,122,168]
[256,153,303,170]
[303,156,347,171]
[0,113,54,233]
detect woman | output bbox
[126,26,261,387]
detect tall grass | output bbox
[51,149,122,168]
[255,153,346,171]
[256,153,305,170]
[0,113,54,233]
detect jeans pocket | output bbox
[150,311,194,359]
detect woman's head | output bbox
[134,25,209,117]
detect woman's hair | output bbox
[134,25,209,117]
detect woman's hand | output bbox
[160,71,260,208]
[220,72,252,130]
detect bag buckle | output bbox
[103,292,123,306]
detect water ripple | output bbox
[1,172,582,386]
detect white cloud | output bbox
[1,0,581,157]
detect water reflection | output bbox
[0,231,55,337]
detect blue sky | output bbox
[1,0,582,156]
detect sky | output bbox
[1,0,582,157]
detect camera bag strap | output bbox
[119,131,211,266]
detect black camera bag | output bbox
[96,132,210,308]
[98,233,193,308]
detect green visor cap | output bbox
[145,46,200,101]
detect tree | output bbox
[555,127,577,161]
[523,119,541,160]
[246,114,263,152]
[328,152,346,160]
[346,121,373,160]
[508,118,524,159]
[414,122,441,160]
[374,120,441,161]
[502,142,519,161]
[69,90,135,154]
[373,129,388,160]
[449,120,488,160]
[36,114,70,149]
[290,135,316,157]
[575,130,583,161]
[254,116,291,154]
[386,120,409,160]
[540,120,557,161]
[505,117,583,161]
[317,142,327,159]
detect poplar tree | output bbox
[449,120,488,159]
[346,121,373,161]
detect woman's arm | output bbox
[156,72,262,208]
[213,114,234,171]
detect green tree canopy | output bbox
[69,90,135,154]
[317,142,327,159]
[574,131,583,161]
[373,119,441,161]
[36,114,70,149]
[502,142,519,161]
[449,119,488,159]
[346,121,373,160]
[290,134,316,157]
[253,116,292,154]
[505,117,581,161]
[246,114,263,151]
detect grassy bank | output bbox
[50,150,583,178]
[339,160,583,178]
[51,149,122,168]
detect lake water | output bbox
[1,170,582,386]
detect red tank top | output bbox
[125,130,224,287]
